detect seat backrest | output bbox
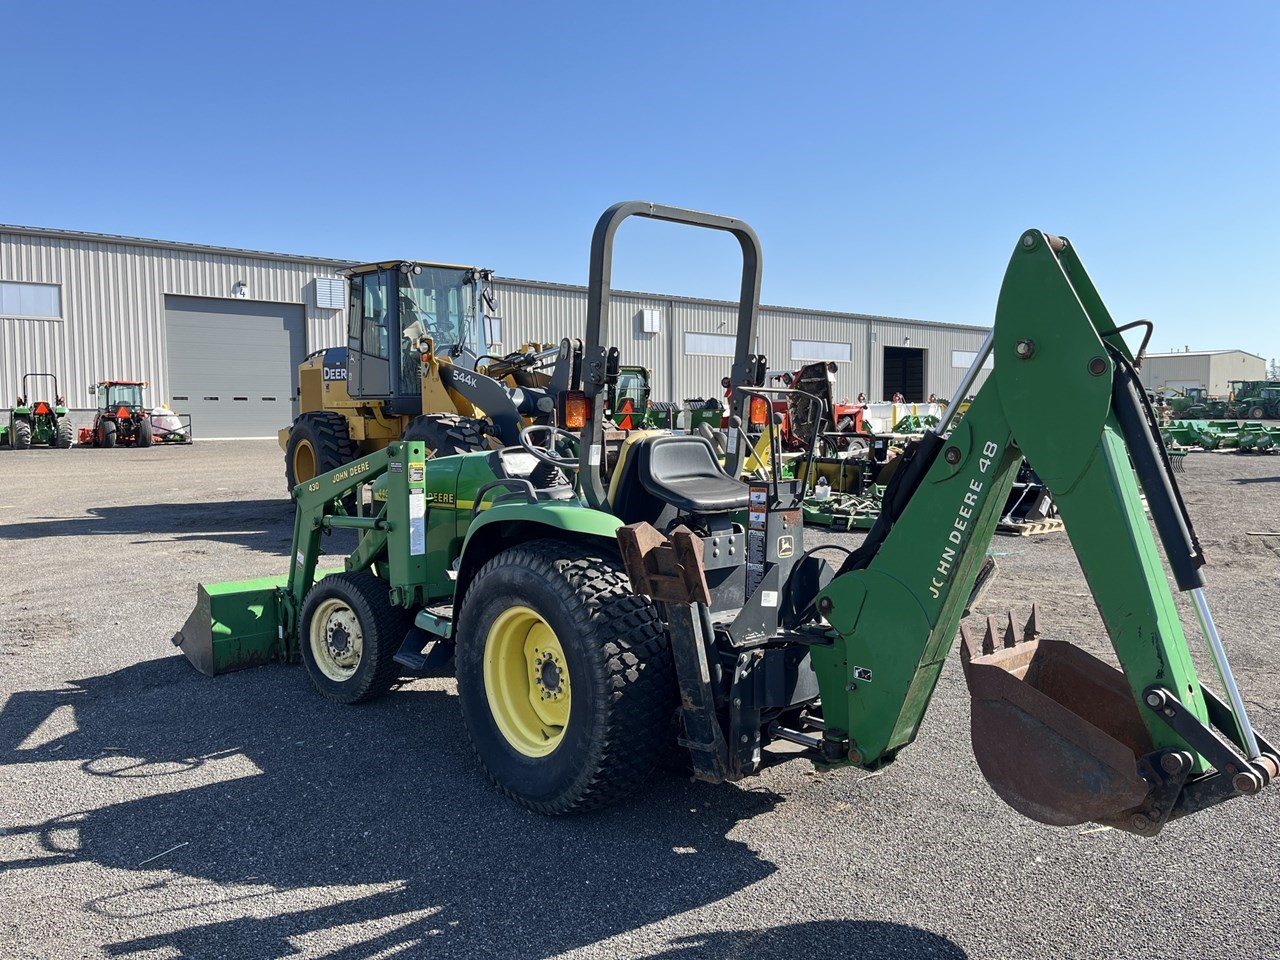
[608,434,685,527]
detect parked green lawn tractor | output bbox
[175,203,1277,835]
[7,373,74,449]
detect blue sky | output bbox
[5,2,1277,364]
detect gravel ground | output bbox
[1,439,1277,960]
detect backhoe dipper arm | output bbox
[809,230,1276,832]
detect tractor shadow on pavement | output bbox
[0,499,307,555]
[0,655,969,959]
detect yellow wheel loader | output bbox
[281,260,584,492]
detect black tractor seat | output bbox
[622,434,749,519]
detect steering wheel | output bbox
[519,424,581,470]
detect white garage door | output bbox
[165,296,306,439]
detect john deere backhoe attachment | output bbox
[808,229,1277,834]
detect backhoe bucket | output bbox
[959,609,1156,829]
[172,575,289,676]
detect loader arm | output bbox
[809,229,1277,834]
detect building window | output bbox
[0,281,61,319]
[685,332,737,356]
[791,339,851,363]
[952,350,993,370]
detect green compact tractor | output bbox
[175,203,1277,835]
[7,373,74,450]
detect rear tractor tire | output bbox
[402,414,489,457]
[285,411,358,493]
[299,571,405,704]
[455,539,676,815]
[55,416,74,449]
[100,420,118,448]
[137,417,153,447]
[13,418,32,450]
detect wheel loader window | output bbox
[360,271,391,360]
[401,267,480,355]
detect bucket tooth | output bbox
[983,617,1000,655]
[1023,603,1041,643]
[1002,611,1018,649]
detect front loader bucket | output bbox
[959,609,1156,829]
[172,575,290,676]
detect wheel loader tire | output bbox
[55,417,74,449]
[299,571,404,704]
[455,539,676,815]
[137,418,153,447]
[285,411,358,493]
[100,420,118,448]
[402,414,488,456]
[13,418,32,450]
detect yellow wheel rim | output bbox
[483,605,570,757]
[309,597,363,682]
[293,439,317,484]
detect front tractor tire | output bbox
[455,539,675,815]
[285,411,358,493]
[299,572,404,704]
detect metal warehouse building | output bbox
[1137,350,1267,397]
[1,224,991,438]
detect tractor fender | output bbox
[455,501,624,614]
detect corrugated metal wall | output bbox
[1,225,991,413]
[0,228,348,409]
[493,278,992,403]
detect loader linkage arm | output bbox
[808,230,1278,834]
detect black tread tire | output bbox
[299,571,404,704]
[100,420,117,448]
[55,417,74,449]
[13,418,32,450]
[1248,406,1265,420]
[402,414,488,456]
[137,418,153,447]
[455,538,676,815]
[284,411,359,493]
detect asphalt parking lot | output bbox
[2,439,1278,960]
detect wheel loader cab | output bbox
[344,261,486,415]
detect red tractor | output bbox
[81,380,156,447]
